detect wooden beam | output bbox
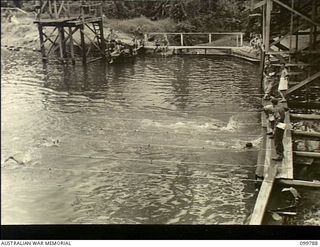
[80,24,86,64]
[250,163,278,225]
[41,0,49,13]
[290,113,320,120]
[287,71,320,95]
[57,1,65,17]
[294,151,320,159]
[80,29,105,56]
[273,0,320,27]
[267,50,320,54]
[288,101,320,110]
[270,23,306,47]
[53,0,58,19]
[265,0,272,52]
[68,27,75,64]
[278,179,320,188]
[98,20,106,58]
[253,0,267,10]
[47,34,60,56]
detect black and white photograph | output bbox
[1,0,320,238]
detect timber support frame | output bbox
[34,0,106,64]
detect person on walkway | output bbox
[263,103,276,137]
[107,29,118,43]
[263,56,276,100]
[271,98,288,161]
[278,63,289,102]
[34,0,41,20]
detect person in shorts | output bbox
[278,63,289,102]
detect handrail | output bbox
[145,32,245,35]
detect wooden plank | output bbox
[290,113,320,120]
[250,163,278,225]
[278,111,293,179]
[278,179,320,188]
[287,71,320,95]
[294,151,320,159]
[267,50,320,55]
[272,63,311,67]
[273,0,320,27]
[256,129,267,178]
[144,46,235,49]
[264,131,273,176]
[146,32,244,35]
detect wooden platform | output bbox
[144,45,235,50]
[34,16,102,27]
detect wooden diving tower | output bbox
[250,0,320,225]
[34,0,106,64]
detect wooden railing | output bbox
[144,32,244,47]
[38,0,103,20]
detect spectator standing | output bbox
[271,98,288,161]
[278,63,289,102]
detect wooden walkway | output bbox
[250,100,293,225]
[144,45,236,50]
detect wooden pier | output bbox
[249,0,320,225]
[144,32,244,47]
[34,0,106,64]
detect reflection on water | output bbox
[2,50,262,224]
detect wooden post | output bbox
[53,0,58,19]
[180,33,184,46]
[69,27,75,64]
[80,24,86,64]
[295,0,299,52]
[209,33,212,43]
[37,24,46,62]
[262,4,266,45]
[265,0,272,53]
[48,0,53,18]
[240,33,243,46]
[236,35,238,47]
[289,0,294,62]
[144,33,148,44]
[58,26,65,60]
[311,0,317,50]
[98,20,106,59]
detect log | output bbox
[290,113,320,120]
[278,179,320,188]
[294,151,320,159]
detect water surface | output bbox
[1,50,262,224]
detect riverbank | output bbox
[1,15,174,51]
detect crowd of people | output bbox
[105,28,144,63]
[263,55,290,161]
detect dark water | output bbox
[1,50,263,224]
